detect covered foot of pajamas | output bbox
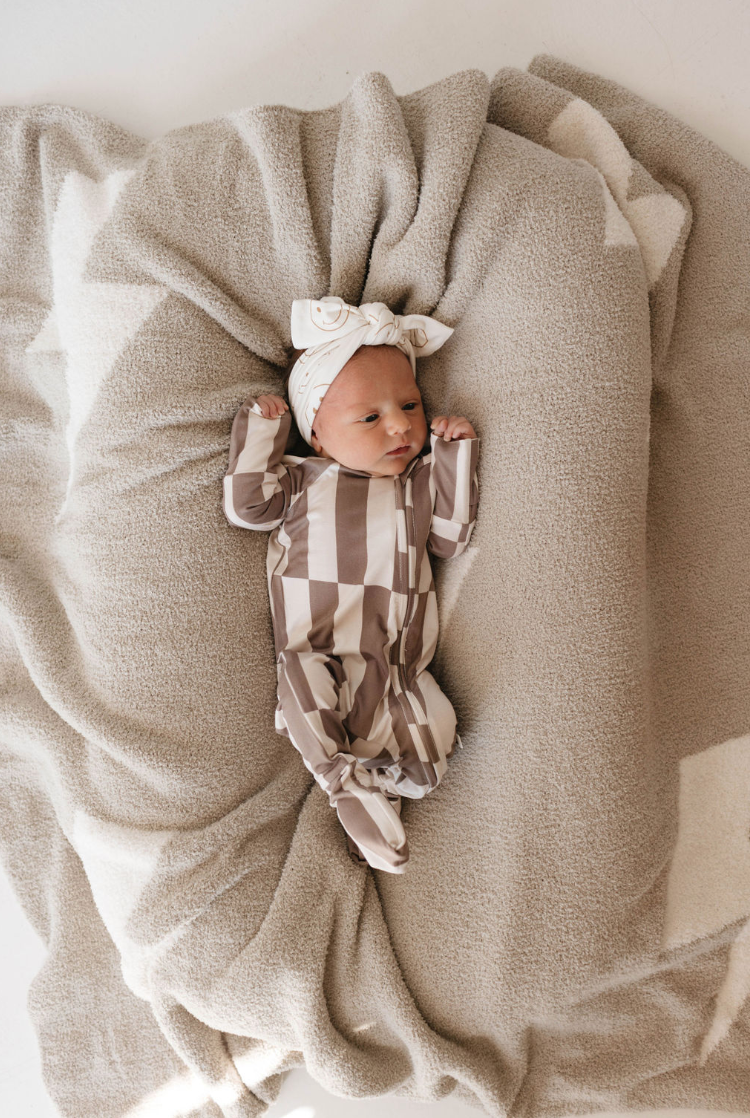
[342,787,407,873]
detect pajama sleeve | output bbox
[276,648,409,873]
[426,433,480,558]
[223,396,304,530]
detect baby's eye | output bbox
[360,403,418,424]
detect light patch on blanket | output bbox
[25,166,167,517]
[232,1041,308,1100]
[121,1067,248,1118]
[661,733,750,1062]
[71,809,174,995]
[548,99,688,288]
[699,916,750,1064]
[435,543,480,631]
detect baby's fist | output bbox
[256,394,289,419]
[430,415,477,441]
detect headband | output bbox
[288,296,454,447]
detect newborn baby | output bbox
[223,296,480,873]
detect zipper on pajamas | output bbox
[395,474,438,774]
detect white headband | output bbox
[288,296,454,447]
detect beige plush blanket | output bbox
[1,53,749,1118]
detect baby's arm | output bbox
[223,393,300,530]
[426,415,480,559]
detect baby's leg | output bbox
[275,649,408,872]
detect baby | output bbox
[223,296,480,873]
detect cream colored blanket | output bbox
[1,53,749,1118]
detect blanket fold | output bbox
[1,53,749,1118]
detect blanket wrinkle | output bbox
[226,107,328,290]
[125,800,301,957]
[487,65,693,375]
[114,208,292,363]
[2,52,750,1118]
[332,70,491,312]
[147,993,255,1116]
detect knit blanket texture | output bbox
[1,53,749,1118]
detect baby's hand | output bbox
[430,415,477,441]
[256,394,289,418]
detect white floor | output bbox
[1,1,749,1115]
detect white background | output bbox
[1,1,749,1116]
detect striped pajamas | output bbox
[223,395,480,873]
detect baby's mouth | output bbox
[386,443,411,456]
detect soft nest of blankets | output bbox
[1,52,749,1118]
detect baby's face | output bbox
[310,346,428,477]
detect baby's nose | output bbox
[387,412,410,432]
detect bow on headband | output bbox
[288,296,454,447]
